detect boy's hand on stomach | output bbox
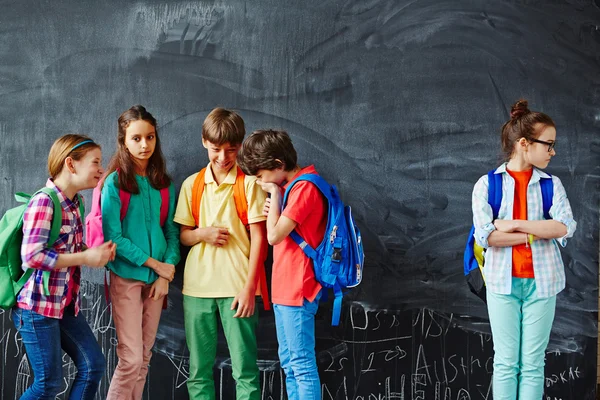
[202,226,229,247]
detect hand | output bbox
[84,241,116,267]
[202,226,229,247]
[154,262,175,282]
[149,277,169,301]
[256,179,279,195]
[262,197,271,217]
[231,286,256,318]
[494,219,518,233]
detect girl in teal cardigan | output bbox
[101,105,180,399]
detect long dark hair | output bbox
[106,105,171,193]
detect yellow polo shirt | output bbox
[174,163,267,298]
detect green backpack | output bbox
[0,188,83,309]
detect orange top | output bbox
[507,168,534,278]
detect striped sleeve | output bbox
[21,193,59,271]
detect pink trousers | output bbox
[106,273,163,400]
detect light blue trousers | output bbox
[273,294,321,400]
[487,278,556,400]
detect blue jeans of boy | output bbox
[487,278,556,400]
[12,303,105,400]
[273,293,321,400]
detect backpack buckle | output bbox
[332,247,342,262]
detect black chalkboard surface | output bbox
[1,0,598,399]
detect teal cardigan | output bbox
[101,171,180,284]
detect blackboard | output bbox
[1,0,598,399]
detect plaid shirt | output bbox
[16,179,83,319]
[472,163,577,298]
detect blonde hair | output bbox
[47,134,100,179]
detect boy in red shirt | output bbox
[237,129,325,400]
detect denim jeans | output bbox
[12,303,106,400]
[273,293,321,400]
[487,278,556,400]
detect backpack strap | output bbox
[191,168,207,227]
[331,282,343,326]
[33,188,65,296]
[119,189,131,222]
[76,194,85,223]
[159,186,170,227]
[539,175,553,220]
[487,170,503,220]
[233,167,249,229]
[38,188,64,246]
[283,174,333,206]
[283,174,330,262]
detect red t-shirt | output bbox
[272,165,326,306]
[507,168,534,278]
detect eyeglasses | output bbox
[530,139,556,153]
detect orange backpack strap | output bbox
[191,168,207,227]
[233,167,249,229]
[232,167,271,310]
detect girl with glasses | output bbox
[471,99,577,399]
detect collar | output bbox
[46,179,80,210]
[203,162,238,185]
[494,162,551,184]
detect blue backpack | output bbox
[464,170,553,302]
[282,174,365,326]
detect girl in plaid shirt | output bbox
[13,134,116,400]
[471,100,576,399]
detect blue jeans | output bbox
[273,293,321,400]
[12,304,106,400]
[487,278,556,400]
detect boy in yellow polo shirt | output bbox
[174,108,267,400]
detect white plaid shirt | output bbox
[472,163,577,297]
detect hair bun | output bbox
[510,99,529,120]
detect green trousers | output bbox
[183,295,260,400]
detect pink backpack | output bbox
[86,173,170,247]
[85,173,170,307]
